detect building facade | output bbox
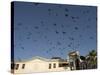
[68,51,80,70]
[11,56,70,74]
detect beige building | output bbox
[11,56,70,74]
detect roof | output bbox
[14,56,60,63]
[51,57,61,59]
[68,51,79,56]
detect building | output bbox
[68,51,80,70]
[11,56,70,74]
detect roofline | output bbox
[13,56,60,63]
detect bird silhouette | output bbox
[21,47,24,50]
[74,27,79,30]
[55,30,59,34]
[90,36,94,39]
[68,44,71,47]
[33,40,37,42]
[71,16,75,19]
[62,31,66,34]
[53,23,57,26]
[18,23,22,26]
[69,37,74,40]
[27,37,30,39]
[48,8,52,12]
[55,13,58,16]
[65,14,68,17]
[34,26,39,29]
[57,42,61,45]
[65,8,69,12]
[34,3,40,6]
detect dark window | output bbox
[70,62,74,66]
[53,63,56,68]
[59,63,68,67]
[15,64,19,70]
[49,64,51,69]
[59,64,63,67]
[22,64,25,69]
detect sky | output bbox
[13,1,97,61]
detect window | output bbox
[59,63,63,67]
[59,63,68,67]
[15,64,19,70]
[22,64,25,69]
[53,63,56,68]
[49,64,51,69]
[11,63,19,70]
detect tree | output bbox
[86,50,97,69]
[80,56,87,69]
[80,56,86,61]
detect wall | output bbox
[14,59,70,74]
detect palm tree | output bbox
[86,50,97,69]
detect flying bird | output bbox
[34,3,40,6]
[69,37,74,40]
[33,40,37,42]
[65,14,68,17]
[21,47,24,50]
[71,16,75,19]
[48,8,52,12]
[46,51,49,53]
[74,27,79,30]
[55,30,59,34]
[18,23,22,26]
[55,13,58,16]
[68,44,71,47]
[53,23,57,26]
[34,26,39,29]
[27,37,30,39]
[90,36,94,39]
[62,31,66,34]
[65,8,69,12]
[57,41,61,45]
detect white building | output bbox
[68,51,80,70]
[11,56,70,74]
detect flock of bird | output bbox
[15,3,96,56]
